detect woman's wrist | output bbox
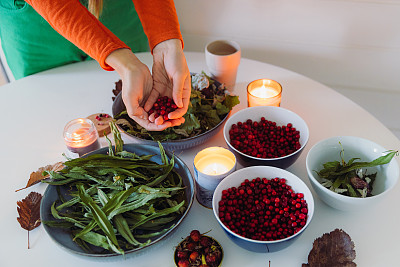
[105,48,142,75]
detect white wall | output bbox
[175,0,400,138]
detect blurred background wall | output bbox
[174,0,400,138]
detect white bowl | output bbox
[306,136,399,211]
[223,106,309,168]
[212,166,314,253]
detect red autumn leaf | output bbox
[17,192,43,249]
[302,229,356,267]
[16,162,64,192]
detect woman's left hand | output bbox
[145,39,191,125]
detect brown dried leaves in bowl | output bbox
[303,229,356,267]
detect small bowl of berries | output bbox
[223,106,309,168]
[174,230,223,267]
[212,166,314,253]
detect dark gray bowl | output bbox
[40,144,195,257]
[112,79,230,151]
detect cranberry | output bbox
[150,96,178,121]
[190,229,201,242]
[229,118,301,158]
[177,259,189,267]
[218,177,308,241]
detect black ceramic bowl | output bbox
[40,144,195,257]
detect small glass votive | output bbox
[63,118,100,157]
[247,79,282,107]
[193,147,236,208]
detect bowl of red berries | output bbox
[174,230,223,267]
[212,166,314,253]
[223,106,309,168]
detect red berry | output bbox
[189,251,199,261]
[150,96,177,121]
[190,230,201,242]
[177,259,189,267]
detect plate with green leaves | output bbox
[112,73,240,151]
[40,127,195,257]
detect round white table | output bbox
[1,52,399,266]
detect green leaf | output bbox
[224,94,240,110]
[77,184,119,248]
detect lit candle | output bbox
[193,147,236,208]
[247,79,282,107]
[64,118,100,157]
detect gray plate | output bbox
[112,78,230,151]
[40,144,195,257]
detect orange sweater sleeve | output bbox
[25,0,183,70]
[132,0,183,51]
[25,0,129,70]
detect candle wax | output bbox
[202,163,230,175]
[250,86,279,98]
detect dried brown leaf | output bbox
[112,79,122,101]
[15,162,64,192]
[17,192,43,249]
[303,229,356,267]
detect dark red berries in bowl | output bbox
[212,166,314,253]
[223,106,309,168]
[174,230,223,267]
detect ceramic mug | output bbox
[205,40,241,90]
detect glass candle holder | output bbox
[247,79,282,107]
[193,147,236,208]
[63,118,100,157]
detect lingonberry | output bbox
[150,96,178,121]
[218,177,308,241]
[190,229,201,242]
[229,118,301,158]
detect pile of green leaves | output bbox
[315,144,397,198]
[42,123,187,254]
[114,73,240,141]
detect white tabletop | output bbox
[1,52,399,266]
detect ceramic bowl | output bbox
[41,144,195,257]
[223,106,309,168]
[212,166,314,253]
[306,136,399,211]
[112,75,230,152]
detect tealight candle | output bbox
[247,79,282,107]
[194,147,236,208]
[63,118,100,157]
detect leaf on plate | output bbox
[17,192,43,249]
[15,162,64,192]
[302,229,356,267]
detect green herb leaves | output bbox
[315,145,398,198]
[43,138,187,254]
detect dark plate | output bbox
[112,75,230,151]
[40,144,195,257]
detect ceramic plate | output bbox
[112,75,230,151]
[40,144,195,257]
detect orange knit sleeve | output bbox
[132,0,184,52]
[25,0,130,71]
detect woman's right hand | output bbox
[105,48,183,131]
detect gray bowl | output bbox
[112,75,230,151]
[40,144,195,257]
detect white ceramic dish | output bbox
[306,136,399,211]
[212,166,314,253]
[223,106,309,168]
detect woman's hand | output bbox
[105,48,175,130]
[145,39,191,125]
